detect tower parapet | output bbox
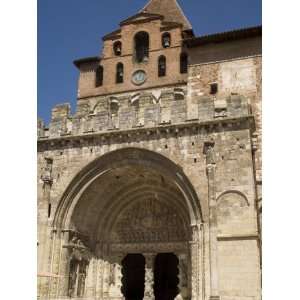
[38,90,251,140]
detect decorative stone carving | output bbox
[108,255,124,298]
[111,199,187,243]
[41,157,53,184]
[110,242,188,254]
[203,141,216,166]
[63,232,92,298]
[143,254,155,300]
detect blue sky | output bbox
[38,0,262,124]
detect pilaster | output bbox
[203,141,220,300]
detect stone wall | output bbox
[38,113,260,300]
[38,30,262,300]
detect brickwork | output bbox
[77,19,187,98]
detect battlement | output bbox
[38,90,251,140]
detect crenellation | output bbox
[38,1,261,300]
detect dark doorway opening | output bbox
[121,254,145,300]
[154,253,179,300]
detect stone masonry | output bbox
[37,1,262,300]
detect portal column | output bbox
[177,253,189,300]
[143,253,155,300]
[108,254,124,298]
[204,141,220,300]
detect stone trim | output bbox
[217,234,259,241]
[38,115,255,149]
[189,54,262,67]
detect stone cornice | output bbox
[38,115,255,150]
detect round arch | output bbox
[53,147,203,234]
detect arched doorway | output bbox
[154,253,179,300]
[53,148,203,300]
[122,254,145,300]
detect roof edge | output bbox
[184,25,262,47]
[73,56,100,68]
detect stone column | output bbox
[190,224,201,300]
[177,253,189,300]
[57,230,71,297]
[143,253,155,300]
[108,254,124,298]
[203,141,220,300]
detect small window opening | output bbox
[95,66,103,87]
[116,63,124,83]
[162,32,171,48]
[48,203,51,218]
[210,83,218,95]
[180,53,188,74]
[134,31,149,63]
[158,55,166,77]
[110,100,119,116]
[113,41,122,56]
[165,144,168,149]
[192,142,195,146]
[194,158,197,163]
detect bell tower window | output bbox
[113,41,122,56]
[180,53,188,74]
[95,66,103,87]
[116,63,124,83]
[134,31,149,63]
[162,32,171,48]
[158,55,166,77]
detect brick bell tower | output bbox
[73,0,194,111]
[38,1,262,300]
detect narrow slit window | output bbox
[180,53,188,74]
[48,203,51,218]
[210,83,218,95]
[116,63,124,83]
[95,66,103,87]
[158,55,166,77]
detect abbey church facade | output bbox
[37,1,262,300]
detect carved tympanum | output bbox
[111,199,187,243]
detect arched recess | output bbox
[51,148,204,300]
[53,148,202,235]
[216,190,251,235]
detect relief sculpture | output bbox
[111,199,187,243]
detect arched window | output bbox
[113,41,122,56]
[110,98,119,117]
[180,53,188,74]
[95,66,103,87]
[134,31,149,63]
[162,32,171,48]
[116,63,124,83]
[158,55,166,77]
[109,98,119,128]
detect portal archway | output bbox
[53,148,203,300]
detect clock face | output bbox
[132,70,146,85]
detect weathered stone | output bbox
[37,1,262,300]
